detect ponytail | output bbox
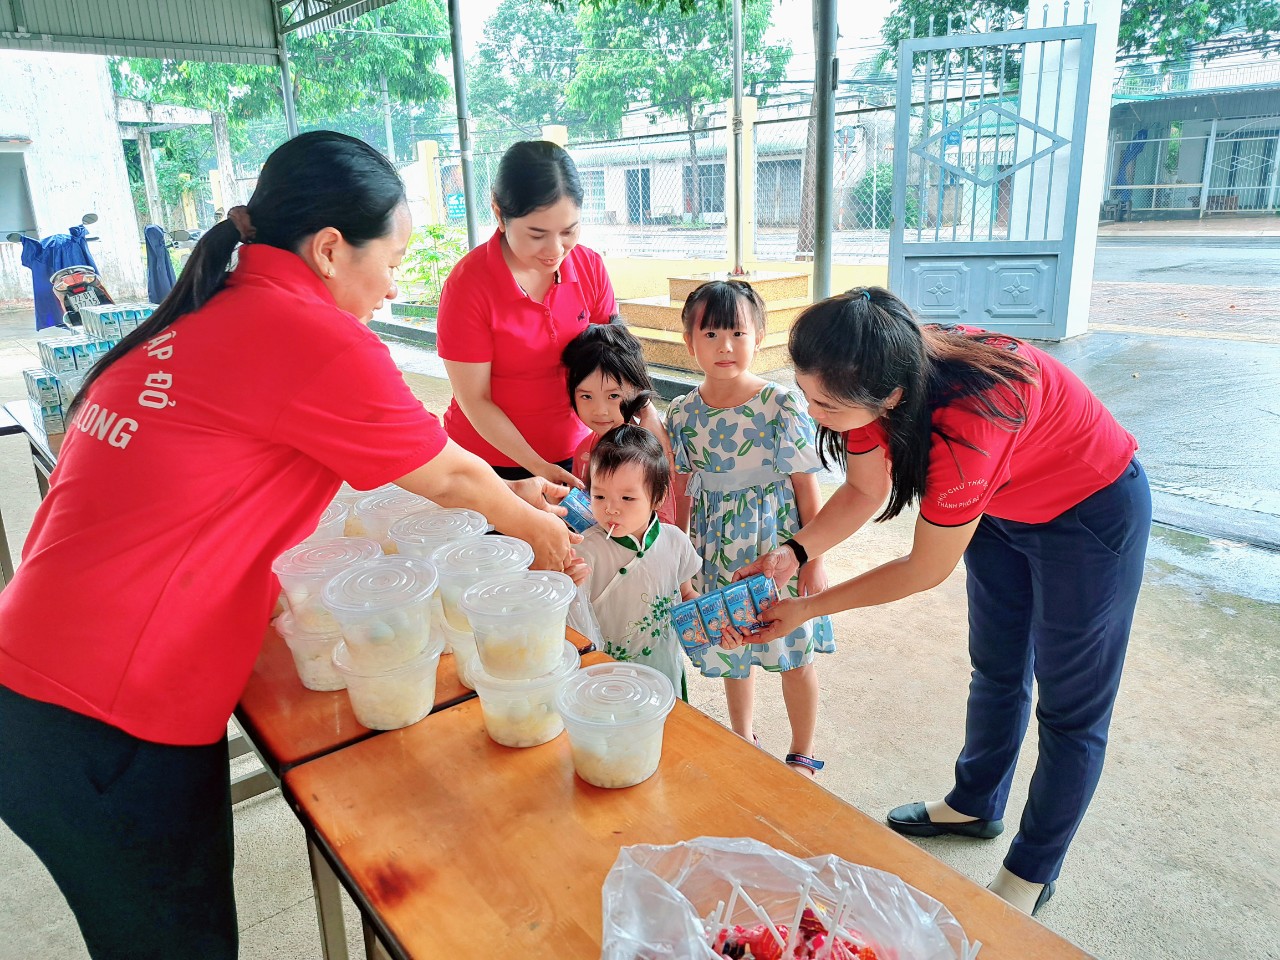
[70,130,406,419]
[789,287,1036,522]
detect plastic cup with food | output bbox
[272,537,382,634]
[310,500,350,542]
[470,641,580,748]
[331,635,444,731]
[461,571,576,681]
[321,556,438,673]
[554,663,676,789]
[353,489,435,552]
[277,612,346,692]
[430,536,534,632]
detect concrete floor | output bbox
[0,306,1276,959]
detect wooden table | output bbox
[284,697,1092,960]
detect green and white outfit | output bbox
[576,515,700,698]
[665,382,836,679]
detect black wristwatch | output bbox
[781,538,809,568]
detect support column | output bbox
[724,96,758,270]
[212,112,240,210]
[136,128,162,226]
[811,0,838,299]
[447,0,479,249]
[416,139,444,225]
[1198,117,1219,217]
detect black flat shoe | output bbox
[885,801,1004,839]
[1032,880,1056,917]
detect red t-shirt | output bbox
[845,340,1136,526]
[436,231,617,467]
[0,245,446,745]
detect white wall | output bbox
[0,51,145,304]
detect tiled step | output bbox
[629,326,793,375]
[618,295,809,335]
[668,270,810,303]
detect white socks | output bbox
[924,799,981,823]
[988,866,1046,914]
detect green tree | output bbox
[567,0,790,218]
[880,0,1280,61]
[470,0,616,145]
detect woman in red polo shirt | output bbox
[437,140,617,486]
[0,132,575,960]
[732,288,1151,917]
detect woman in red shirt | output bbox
[437,140,618,487]
[0,132,576,960]
[733,288,1150,917]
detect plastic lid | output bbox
[272,537,381,578]
[470,640,580,691]
[554,663,676,727]
[389,508,489,550]
[334,482,398,504]
[354,489,434,520]
[321,556,440,615]
[460,570,575,619]
[331,635,445,678]
[318,500,349,527]
[430,535,534,578]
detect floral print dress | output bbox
[665,383,835,678]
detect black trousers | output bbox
[0,684,238,959]
[490,457,574,482]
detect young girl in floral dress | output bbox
[664,280,835,775]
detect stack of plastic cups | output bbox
[311,500,349,541]
[388,508,490,653]
[430,536,534,691]
[461,571,579,749]
[352,489,434,551]
[321,556,444,730]
[276,612,345,692]
[333,483,398,536]
[554,663,676,788]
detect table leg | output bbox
[308,838,351,960]
[227,731,254,761]
[361,916,391,960]
[0,505,14,586]
[230,767,276,804]
[28,441,50,499]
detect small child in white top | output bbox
[568,424,700,698]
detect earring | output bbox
[326,269,335,279]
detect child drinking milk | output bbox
[570,424,699,697]
[561,322,680,525]
[664,279,835,775]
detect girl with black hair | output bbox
[561,321,682,525]
[570,424,700,695]
[437,140,618,486]
[731,287,1151,916]
[0,131,577,960]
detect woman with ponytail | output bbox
[0,131,577,960]
[731,287,1150,917]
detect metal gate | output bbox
[890,10,1096,338]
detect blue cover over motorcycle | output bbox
[20,225,99,330]
[144,224,176,304]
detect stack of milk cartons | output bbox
[22,303,154,435]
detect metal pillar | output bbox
[274,3,300,138]
[136,129,162,225]
[730,0,745,276]
[1267,131,1280,212]
[1198,117,1218,218]
[380,72,396,161]
[811,0,838,299]
[447,0,480,248]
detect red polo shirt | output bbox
[846,340,1136,526]
[436,230,617,467]
[0,245,446,745]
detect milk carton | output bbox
[694,592,730,647]
[723,581,760,632]
[23,368,60,406]
[671,599,712,656]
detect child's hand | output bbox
[797,556,827,597]
[565,553,591,586]
[731,545,799,589]
[718,623,751,650]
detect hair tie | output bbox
[861,290,872,302]
[227,205,256,243]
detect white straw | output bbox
[787,878,812,952]
[607,523,616,538]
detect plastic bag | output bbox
[601,836,979,960]
[568,585,604,652]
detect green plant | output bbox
[399,224,469,304]
[851,162,920,229]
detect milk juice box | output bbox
[28,397,65,434]
[83,338,115,367]
[68,338,93,371]
[671,599,711,656]
[23,369,60,406]
[39,337,80,374]
[747,574,779,618]
[560,487,597,533]
[723,581,759,632]
[694,592,730,646]
[56,373,85,408]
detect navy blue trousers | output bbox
[945,458,1150,884]
[0,685,238,959]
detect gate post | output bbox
[1063,0,1121,336]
